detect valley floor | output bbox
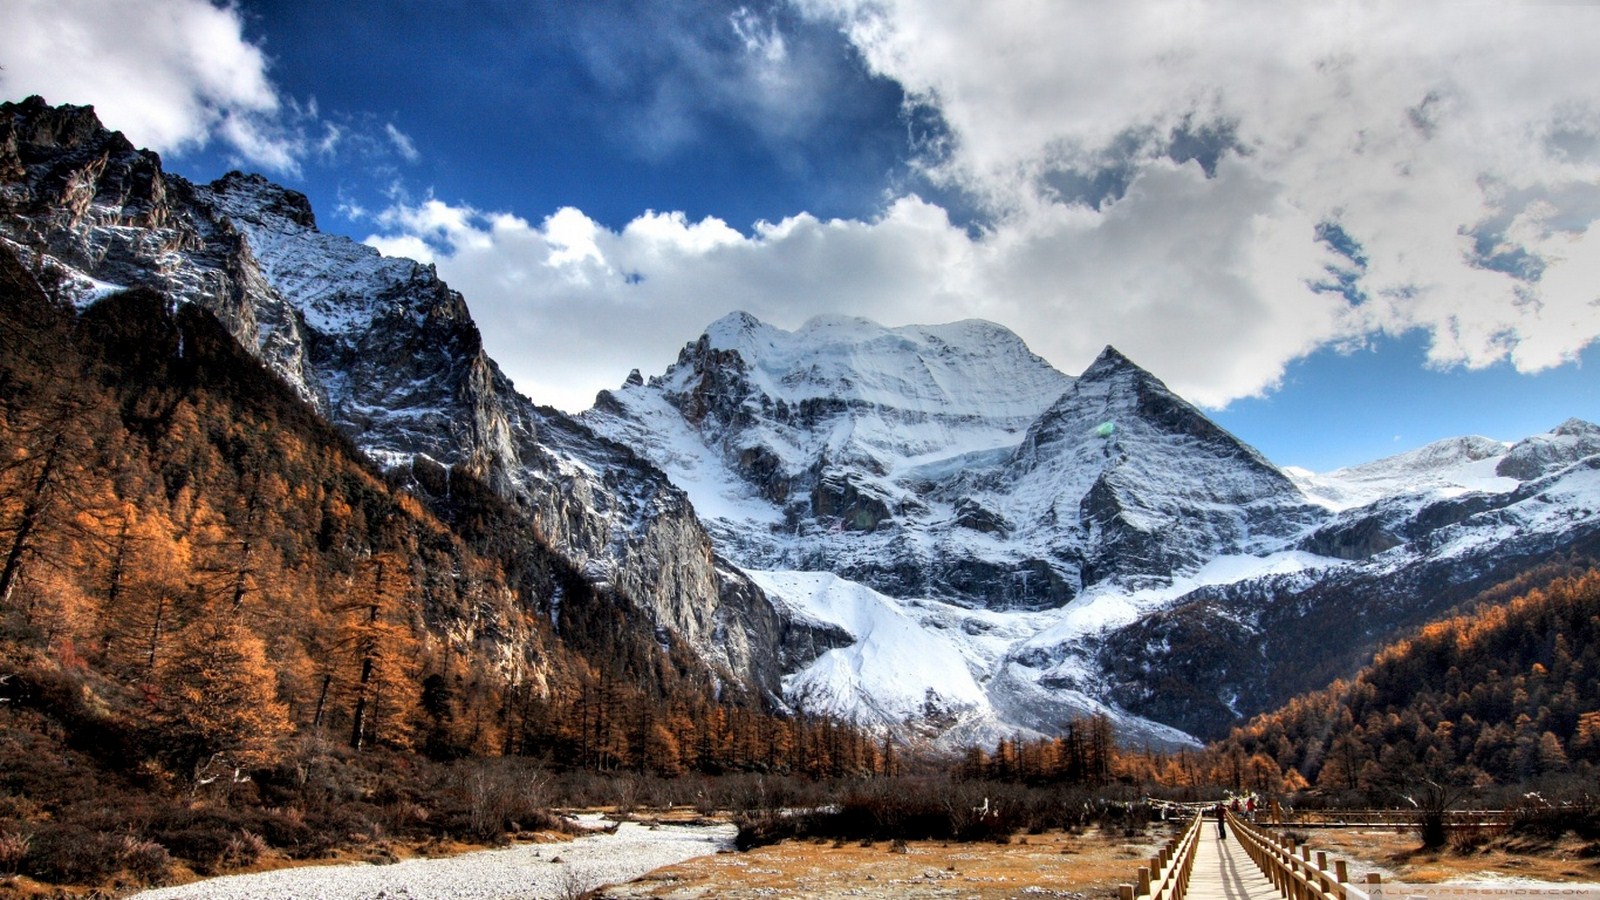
[598,823,1171,899]
[599,823,1600,900]
[1302,826,1600,885]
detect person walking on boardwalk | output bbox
[1214,803,1227,839]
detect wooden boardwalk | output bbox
[1187,825,1284,900]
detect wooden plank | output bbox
[1185,827,1283,900]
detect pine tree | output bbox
[153,618,292,778]
[336,553,422,751]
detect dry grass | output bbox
[597,825,1170,900]
[1296,826,1600,885]
[598,820,1600,900]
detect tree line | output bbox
[1211,565,1600,797]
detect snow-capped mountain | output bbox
[584,317,1321,608]
[6,97,1598,747]
[585,314,1600,745]
[580,315,1337,744]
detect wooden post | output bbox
[1121,885,1136,900]
[1367,873,1383,885]
[1138,866,1152,897]
[1335,860,1348,882]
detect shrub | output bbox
[0,828,30,874]
[120,835,172,884]
[22,823,124,884]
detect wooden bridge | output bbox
[1121,811,1384,900]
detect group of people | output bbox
[1212,796,1256,838]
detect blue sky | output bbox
[4,0,1599,471]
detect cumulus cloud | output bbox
[363,164,1340,410]
[791,0,1600,387]
[0,0,305,173]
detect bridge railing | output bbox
[1228,811,1379,900]
[1120,812,1206,900]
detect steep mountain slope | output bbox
[1003,346,1322,588]
[582,316,1330,743]
[0,243,888,889]
[1091,438,1600,739]
[0,96,805,696]
[583,312,1076,604]
[1214,568,1600,792]
[584,318,1320,609]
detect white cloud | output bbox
[384,123,420,163]
[790,0,1600,388]
[0,0,303,172]
[363,163,1342,411]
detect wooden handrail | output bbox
[1120,812,1206,900]
[1228,811,1377,900]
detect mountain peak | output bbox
[1555,417,1599,437]
[1497,416,1600,481]
[1080,345,1148,381]
[2,95,117,153]
[209,170,318,229]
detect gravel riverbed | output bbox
[128,817,737,900]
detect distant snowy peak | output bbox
[1015,344,1293,495]
[1498,418,1600,481]
[1290,420,1600,512]
[671,310,1073,420]
[1289,435,1515,511]
[1004,345,1319,582]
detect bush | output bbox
[120,835,172,884]
[22,823,124,884]
[0,828,30,874]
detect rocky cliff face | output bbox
[0,96,801,696]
